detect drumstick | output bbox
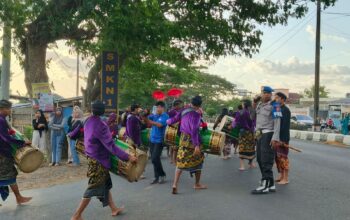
[284,144,302,153]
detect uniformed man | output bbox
[252,86,281,194]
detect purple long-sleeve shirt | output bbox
[232,109,254,132]
[84,115,129,169]
[0,114,25,158]
[167,108,201,147]
[125,114,142,145]
[168,108,182,118]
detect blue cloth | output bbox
[69,139,80,165]
[262,86,274,93]
[271,101,282,119]
[148,113,169,144]
[0,178,16,201]
[51,133,65,163]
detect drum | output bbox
[76,139,148,182]
[11,129,44,173]
[164,124,180,146]
[118,127,127,141]
[200,129,226,155]
[14,146,44,173]
[218,115,238,139]
[118,127,150,146]
[141,129,150,146]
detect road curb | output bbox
[291,130,350,148]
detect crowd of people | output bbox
[0,85,293,219]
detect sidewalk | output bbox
[291,130,350,147]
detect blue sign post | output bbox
[101,52,119,110]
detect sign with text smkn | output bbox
[101,51,118,109]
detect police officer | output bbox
[252,86,281,194]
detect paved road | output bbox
[1,139,350,220]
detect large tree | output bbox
[303,84,330,98]
[0,0,337,100]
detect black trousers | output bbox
[150,142,166,179]
[256,132,275,181]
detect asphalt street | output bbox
[1,139,350,220]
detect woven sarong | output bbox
[176,134,204,174]
[238,131,256,160]
[0,155,18,201]
[83,157,112,207]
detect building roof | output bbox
[329,98,350,105]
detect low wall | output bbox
[290,130,349,147]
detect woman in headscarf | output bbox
[32,110,48,153]
[49,106,65,166]
[67,107,84,166]
[232,100,256,170]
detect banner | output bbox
[101,51,119,110]
[32,83,54,112]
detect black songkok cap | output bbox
[0,100,12,108]
[191,96,202,107]
[91,100,105,116]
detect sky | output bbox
[2,0,350,98]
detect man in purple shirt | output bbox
[167,99,184,164]
[167,96,207,194]
[0,100,32,205]
[71,101,137,220]
[125,104,142,147]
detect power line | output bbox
[258,10,316,56]
[322,11,350,16]
[266,16,314,59]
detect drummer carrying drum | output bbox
[0,100,32,205]
[71,101,137,220]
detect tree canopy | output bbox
[303,84,330,98]
[0,0,338,104]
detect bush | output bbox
[23,126,33,140]
[290,123,309,131]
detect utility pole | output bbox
[0,21,12,100]
[313,0,321,131]
[76,51,79,97]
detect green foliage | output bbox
[303,85,330,98]
[206,107,217,117]
[23,125,33,140]
[0,0,339,100]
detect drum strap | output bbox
[181,108,195,118]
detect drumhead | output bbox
[126,149,148,182]
[218,115,234,131]
[18,149,44,173]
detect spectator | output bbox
[67,107,84,166]
[32,110,48,153]
[49,107,66,166]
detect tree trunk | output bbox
[82,57,102,110]
[24,42,49,97]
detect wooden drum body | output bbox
[14,146,44,173]
[164,124,180,146]
[11,129,44,173]
[218,115,238,139]
[76,139,147,182]
[200,129,226,155]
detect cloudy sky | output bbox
[3,0,350,98]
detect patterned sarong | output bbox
[0,155,18,201]
[83,157,112,207]
[176,134,204,174]
[238,131,256,160]
[275,143,289,172]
